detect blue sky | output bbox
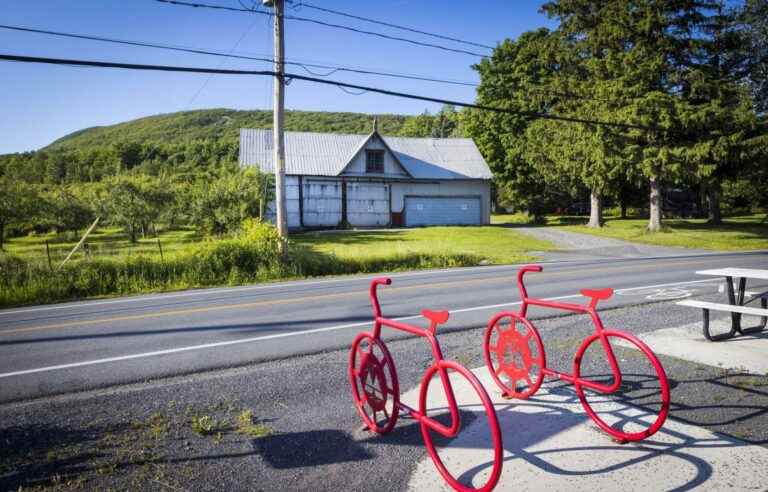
[0,1,556,154]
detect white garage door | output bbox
[404,196,481,226]
[347,183,389,227]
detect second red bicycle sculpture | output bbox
[483,265,670,442]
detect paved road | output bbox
[1,250,766,402]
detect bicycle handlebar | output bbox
[369,277,391,318]
[517,264,542,301]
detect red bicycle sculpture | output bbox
[483,265,670,442]
[350,278,503,492]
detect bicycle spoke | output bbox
[524,374,533,387]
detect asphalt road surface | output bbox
[1,250,766,403]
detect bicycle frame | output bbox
[368,278,462,437]
[515,266,621,394]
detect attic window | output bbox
[366,149,385,173]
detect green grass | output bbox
[551,215,768,251]
[292,226,556,267]
[4,226,201,264]
[0,224,556,308]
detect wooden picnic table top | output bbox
[696,267,768,280]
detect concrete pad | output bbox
[623,319,768,375]
[404,368,768,491]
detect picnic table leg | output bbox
[725,276,745,334]
[702,307,737,341]
[740,296,768,334]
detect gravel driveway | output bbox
[516,227,711,260]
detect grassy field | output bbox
[0,224,556,308]
[531,214,768,251]
[293,226,556,267]
[4,227,201,264]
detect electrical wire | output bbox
[185,17,261,109]
[154,0,488,57]
[0,52,657,132]
[284,1,494,51]
[0,24,478,87]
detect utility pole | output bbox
[265,0,288,253]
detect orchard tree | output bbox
[102,175,173,242]
[45,186,96,236]
[189,168,272,236]
[0,179,39,249]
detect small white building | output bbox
[239,124,492,229]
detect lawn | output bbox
[552,215,768,251]
[293,225,557,267]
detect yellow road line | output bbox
[0,257,719,337]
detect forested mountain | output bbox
[44,109,411,152]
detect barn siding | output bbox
[266,177,490,229]
[341,135,409,177]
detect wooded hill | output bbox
[44,108,411,152]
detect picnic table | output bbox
[677,267,768,341]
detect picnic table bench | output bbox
[677,268,768,341]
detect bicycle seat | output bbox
[580,288,614,301]
[422,309,450,326]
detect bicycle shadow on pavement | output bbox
[254,429,374,469]
[405,372,768,491]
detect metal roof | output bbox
[239,128,492,180]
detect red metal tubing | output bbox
[369,277,391,319]
[526,297,590,314]
[517,264,541,301]
[378,317,430,338]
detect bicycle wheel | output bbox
[349,332,399,434]
[484,311,545,399]
[574,330,670,442]
[419,360,502,492]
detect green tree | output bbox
[0,179,39,249]
[465,29,563,221]
[102,175,173,242]
[399,110,436,138]
[44,186,96,236]
[741,0,768,113]
[189,168,271,236]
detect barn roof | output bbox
[239,128,492,180]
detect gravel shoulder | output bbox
[2,296,767,491]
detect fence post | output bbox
[156,235,164,262]
[45,241,53,272]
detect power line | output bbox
[0,24,477,87]
[285,1,494,51]
[0,52,657,132]
[0,23,633,103]
[154,0,488,58]
[184,17,261,109]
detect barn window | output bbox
[365,150,385,173]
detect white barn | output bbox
[239,124,492,229]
